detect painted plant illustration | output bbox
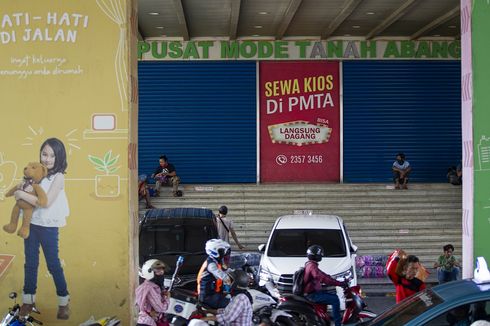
[88,150,121,197]
[0,153,17,201]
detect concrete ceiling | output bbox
[138,0,461,41]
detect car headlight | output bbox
[333,266,354,282]
[259,266,279,284]
[259,266,272,283]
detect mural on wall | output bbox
[0,1,132,324]
[477,136,490,171]
[88,150,121,197]
[0,254,15,280]
[96,0,129,112]
[83,114,128,140]
[0,153,17,201]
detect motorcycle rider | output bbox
[197,239,232,309]
[303,245,344,326]
[191,269,253,326]
[135,259,169,326]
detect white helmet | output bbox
[139,259,166,280]
[205,239,230,259]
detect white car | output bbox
[258,214,358,309]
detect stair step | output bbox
[140,183,461,295]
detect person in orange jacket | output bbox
[386,249,426,303]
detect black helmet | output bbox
[219,205,228,215]
[229,270,249,290]
[307,245,324,262]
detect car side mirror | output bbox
[350,244,358,254]
[258,244,265,252]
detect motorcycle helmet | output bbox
[218,205,228,215]
[307,245,324,262]
[139,259,166,280]
[205,239,231,260]
[229,270,250,290]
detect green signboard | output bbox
[138,40,460,61]
[472,2,490,262]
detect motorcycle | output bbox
[275,279,376,325]
[166,255,290,325]
[0,292,42,326]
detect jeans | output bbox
[24,224,69,297]
[437,267,459,284]
[307,291,341,326]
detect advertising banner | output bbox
[260,61,340,182]
[0,1,136,324]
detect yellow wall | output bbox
[0,1,136,324]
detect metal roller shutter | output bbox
[138,61,257,183]
[343,60,461,182]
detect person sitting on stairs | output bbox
[138,174,156,209]
[151,155,181,197]
[392,152,412,190]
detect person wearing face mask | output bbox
[386,249,426,303]
[392,153,412,190]
[193,270,253,326]
[136,259,170,326]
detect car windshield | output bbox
[267,229,346,257]
[141,224,212,253]
[366,289,444,325]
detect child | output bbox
[15,138,70,319]
[386,249,426,303]
[139,174,156,209]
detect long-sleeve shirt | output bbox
[215,293,253,326]
[135,280,169,326]
[303,260,343,294]
[386,256,426,303]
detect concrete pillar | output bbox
[461,0,490,277]
[0,1,137,324]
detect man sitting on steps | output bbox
[392,153,412,190]
[151,155,181,197]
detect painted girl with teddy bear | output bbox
[8,138,71,320]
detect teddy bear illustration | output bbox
[3,162,48,239]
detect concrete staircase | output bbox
[139,183,462,295]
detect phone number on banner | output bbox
[289,155,323,164]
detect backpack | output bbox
[292,266,306,296]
